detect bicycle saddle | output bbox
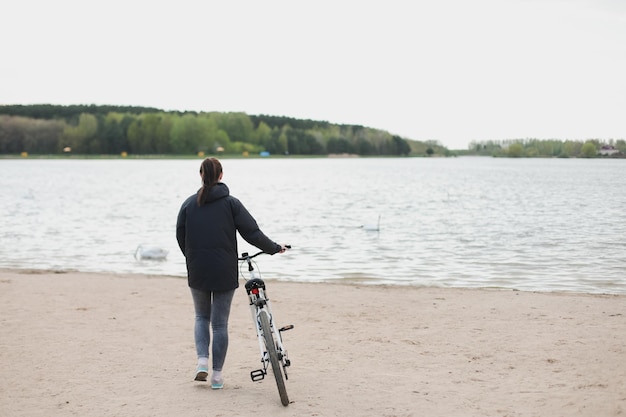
[245,278,266,292]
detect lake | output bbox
[1,157,625,294]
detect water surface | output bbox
[1,157,624,294]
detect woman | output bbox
[176,157,286,389]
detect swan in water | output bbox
[361,215,381,231]
[135,245,168,260]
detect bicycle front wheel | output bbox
[259,310,289,406]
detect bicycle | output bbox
[238,248,294,406]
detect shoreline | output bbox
[1,269,625,416]
[2,267,624,297]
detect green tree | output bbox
[153,113,173,153]
[213,112,253,143]
[357,138,374,155]
[563,141,582,158]
[0,116,26,153]
[580,141,597,158]
[253,121,272,146]
[263,125,292,155]
[536,140,555,157]
[98,113,124,154]
[327,137,355,154]
[127,118,149,153]
[391,135,411,156]
[277,131,288,154]
[168,114,189,153]
[507,143,524,157]
[0,116,65,154]
[25,119,65,153]
[170,114,226,154]
[60,113,98,153]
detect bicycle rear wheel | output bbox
[259,310,289,406]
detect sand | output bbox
[1,269,624,417]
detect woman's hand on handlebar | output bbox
[278,244,291,254]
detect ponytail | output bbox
[197,157,223,206]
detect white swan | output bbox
[135,245,168,260]
[361,215,381,231]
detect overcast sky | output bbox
[3,0,625,149]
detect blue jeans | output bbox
[190,287,236,371]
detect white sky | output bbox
[2,0,626,149]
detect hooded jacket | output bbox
[176,183,281,292]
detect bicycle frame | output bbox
[245,278,292,381]
[239,250,293,406]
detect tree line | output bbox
[0,104,411,156]
[466,138,626,158]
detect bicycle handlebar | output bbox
[238,245,291,261]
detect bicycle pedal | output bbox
[250,369,265,382]
[279,324,294,332]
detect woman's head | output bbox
[200,157,222,185]
[197,157,223,205]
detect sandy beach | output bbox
[1,269,624,417]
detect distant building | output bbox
[598,145,619,156]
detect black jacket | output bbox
[176,183,281,291]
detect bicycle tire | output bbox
[259,310,289,406]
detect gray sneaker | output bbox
[194,368,208,381]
